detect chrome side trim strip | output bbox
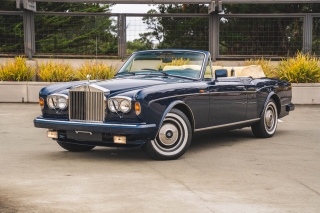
[148,93,208,105]
[194,118,260,132]
[148,90,255,105]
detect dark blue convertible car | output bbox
[34,49,295,160]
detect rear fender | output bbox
[260,92,281,118]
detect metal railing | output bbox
[34,12,119,57]
[312,15,320,55]
[0,10,319,59]
[218,14,304,57]
[0,11,24,54]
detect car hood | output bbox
[40,76,191,96]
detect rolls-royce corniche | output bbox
[34,49,295,160]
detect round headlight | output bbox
[119,99,131,113]
[47,96,57,109]
[108,99,119,112]
[47,95,68,110]
[57,97,68,110]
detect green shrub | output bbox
[276,52,320,83]
[38,60,75,82]
[0,56,36,81]
[245,57,277,78]
[75,61,116,80]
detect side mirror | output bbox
[215,69,228,79]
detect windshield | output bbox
[117,50,205,79]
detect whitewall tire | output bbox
[142,108,192,160]
[251,100,278,138]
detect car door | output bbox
[207,78,247,127]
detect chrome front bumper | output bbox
[34,116,157,139]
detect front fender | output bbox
[161,100,194,125]
[151,100,194,139]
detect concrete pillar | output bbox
[23,10,35,60]
[118,14,127,60]
[303,14,312,54]
[209,12,219,62]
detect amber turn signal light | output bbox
[135,102,141,115]
[39,97,44,110]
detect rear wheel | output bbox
[57,141,95,152]
[251,100,278,138]
[142,109,192,160]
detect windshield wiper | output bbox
[114,72,135,77]
[141,68,157,71]
[138,70,169,76]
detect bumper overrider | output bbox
[286,103,295,112]
[34,116,157,147]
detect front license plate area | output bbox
[67,131,102,142]
[114,136,126,144]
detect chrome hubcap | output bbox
[264,104,276,133]
[265,109,274,128]
[158,123,178,146]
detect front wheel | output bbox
[57,141,95,152]
[251,100,278,138]
[142,109,192,160]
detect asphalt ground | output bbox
[0,103,319,213]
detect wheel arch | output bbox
[261,92,281,117]
[159,100,195,133]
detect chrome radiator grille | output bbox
[69,86,106,122]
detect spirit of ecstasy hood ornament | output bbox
[86,74,91,83]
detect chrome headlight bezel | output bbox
[119,99,131,113]
[108,96,132,113]
[108,99,120,112]
[46,94,68,110]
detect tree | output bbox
[140,5,209,51]
[0,2,24,53]
[126,39,152,54]
[0,2,118,55]
[141,3,320,56]
[221,4,320,56]
[35,3,117,55]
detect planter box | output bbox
[0,81,319,104]
[0,81,56,103]
[292,83,320,104]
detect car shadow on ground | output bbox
[189,128,255,150]
[35,128,288,162]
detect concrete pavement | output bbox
[0,104,319,213]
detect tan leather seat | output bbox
[163,66,183,71]
[239,65,266,78]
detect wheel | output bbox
[142,108,192,160]
[251,100,278,138]
[57,141,95,152]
